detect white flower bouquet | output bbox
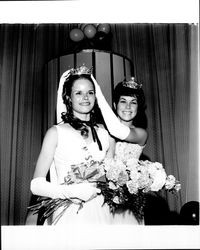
[97,158,181,223]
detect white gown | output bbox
[111,141,145,225]
[45,124,112,225]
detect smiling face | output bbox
[116,95,138,125]
[70,78,95,121]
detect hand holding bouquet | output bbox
[28,160,106,224]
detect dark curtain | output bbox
[111,23,199,213]
[1,23,198,225]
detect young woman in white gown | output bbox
[92,76,148,225]
[30,66,113,225]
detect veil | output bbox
[56,69,71,124]
[50,69,71,184]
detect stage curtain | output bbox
[111,23,198,212]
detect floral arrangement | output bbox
[28,160,106,224]
[28,157,181,224]
[97,158,181,223]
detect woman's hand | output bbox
[65,182,101,202]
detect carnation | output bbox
[129,168,140,180]
[150,168,167,191]
[165,175,176,189]
[137,172,152,190]
[106,160,126,182]
[174,183,181,192]
[117,170,129,186]
[126,180,139,194]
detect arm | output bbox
[31,126,100,201]
[105,135,116,159]
[33,126,57,179]
[92,75,148,145]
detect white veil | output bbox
[56,69,71,124]
[50,69,71,183]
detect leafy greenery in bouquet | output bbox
[97,158,181,223]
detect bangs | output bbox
[119,88,137,97]
[114,86,138,103]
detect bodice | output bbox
[53,124,109,184]
[115,141,145,162]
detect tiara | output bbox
[122,77,142,89]
[69,65,93,76]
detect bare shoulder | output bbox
[46,126,57,135]
[47,123,73,136]
[56,123,74,132]
[129,126,148,145]
[137,127,148,144]
[57,123,71,128]
[139,127,148,137]
[131,125,146,133]
[43,126,58,141]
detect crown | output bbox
[122,77,142,89]
[69,65,93,76]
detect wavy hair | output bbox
[113,81,148,129]
[61,74,103,137]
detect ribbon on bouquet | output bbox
[64,161,106,185]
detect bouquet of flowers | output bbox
[29,156,181,224]
[97,158,181,223]
[28,160,106,224]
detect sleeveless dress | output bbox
[45,124,112,225]
[111,141,145,225]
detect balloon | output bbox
[69,28,84,42]
[80,23,98,31]
[80,23,87,31]
[83,24,97,39]
[97,24,111,34]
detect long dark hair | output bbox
[61,74,103,137]
[114,81,148,129]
